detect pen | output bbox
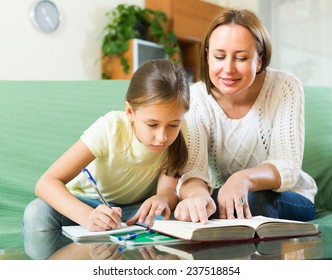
[117,229,153,241]
[82,168,110,207]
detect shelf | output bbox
[145,0,223,82]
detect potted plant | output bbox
[101,4,181,78]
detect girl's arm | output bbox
[35,139,122,231]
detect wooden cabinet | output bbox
[145,0,223,81]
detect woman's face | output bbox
[207,24,262,96]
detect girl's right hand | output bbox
[87,205,122,231]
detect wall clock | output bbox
[30,0,61,33]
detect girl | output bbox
[24,59,190,232]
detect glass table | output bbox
[3,223,330,260]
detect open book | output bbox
[62,223,145,243]
[149,216,319,242]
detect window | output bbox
[260,0,332,87]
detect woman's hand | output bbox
[217,172,252,219]
[217,164,281,219]
[126,195,171,227]
[174,178,216,223]
[174,194,216,224]
[87,205,122,231]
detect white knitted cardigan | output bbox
[178,68,317,203]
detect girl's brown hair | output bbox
[126,59,190,177]
[200,8,272,94]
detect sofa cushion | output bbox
[303,86,332,219]
[0,80,129,234]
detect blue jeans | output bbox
[211,189,315,221]
[23,196,163,259]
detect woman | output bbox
[174,8,317,223]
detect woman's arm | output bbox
[218,73,304,219]
[174,84,217,223]
[264,74,304,190]
[35,139,122,231]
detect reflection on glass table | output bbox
[22,224,332,260]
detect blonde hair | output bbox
[126,59,190,177]
[200,8,272,94]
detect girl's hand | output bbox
[87,205,122,231]
[126,195,171,227]
[174,195,216,224]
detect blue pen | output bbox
[118,229,153,241]
[82,168,110,207]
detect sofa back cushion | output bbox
[0,80,130,233]
[303,86,332,217]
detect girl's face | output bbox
[207,24,262,97]
[126,100,186,153]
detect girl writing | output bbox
[24,59,190,232]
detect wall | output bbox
[267,0,332,88]
[0,0,259,81]
[1,0,331,87]
[0,0,143,80]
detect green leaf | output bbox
[120,56,130,74]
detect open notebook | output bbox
[62,223,145,243]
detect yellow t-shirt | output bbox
[66,111,165,204]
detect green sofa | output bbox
[0,80,332,259]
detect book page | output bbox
[152,216,266,232]
[211,216,309,229]
[152,216,310,232]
